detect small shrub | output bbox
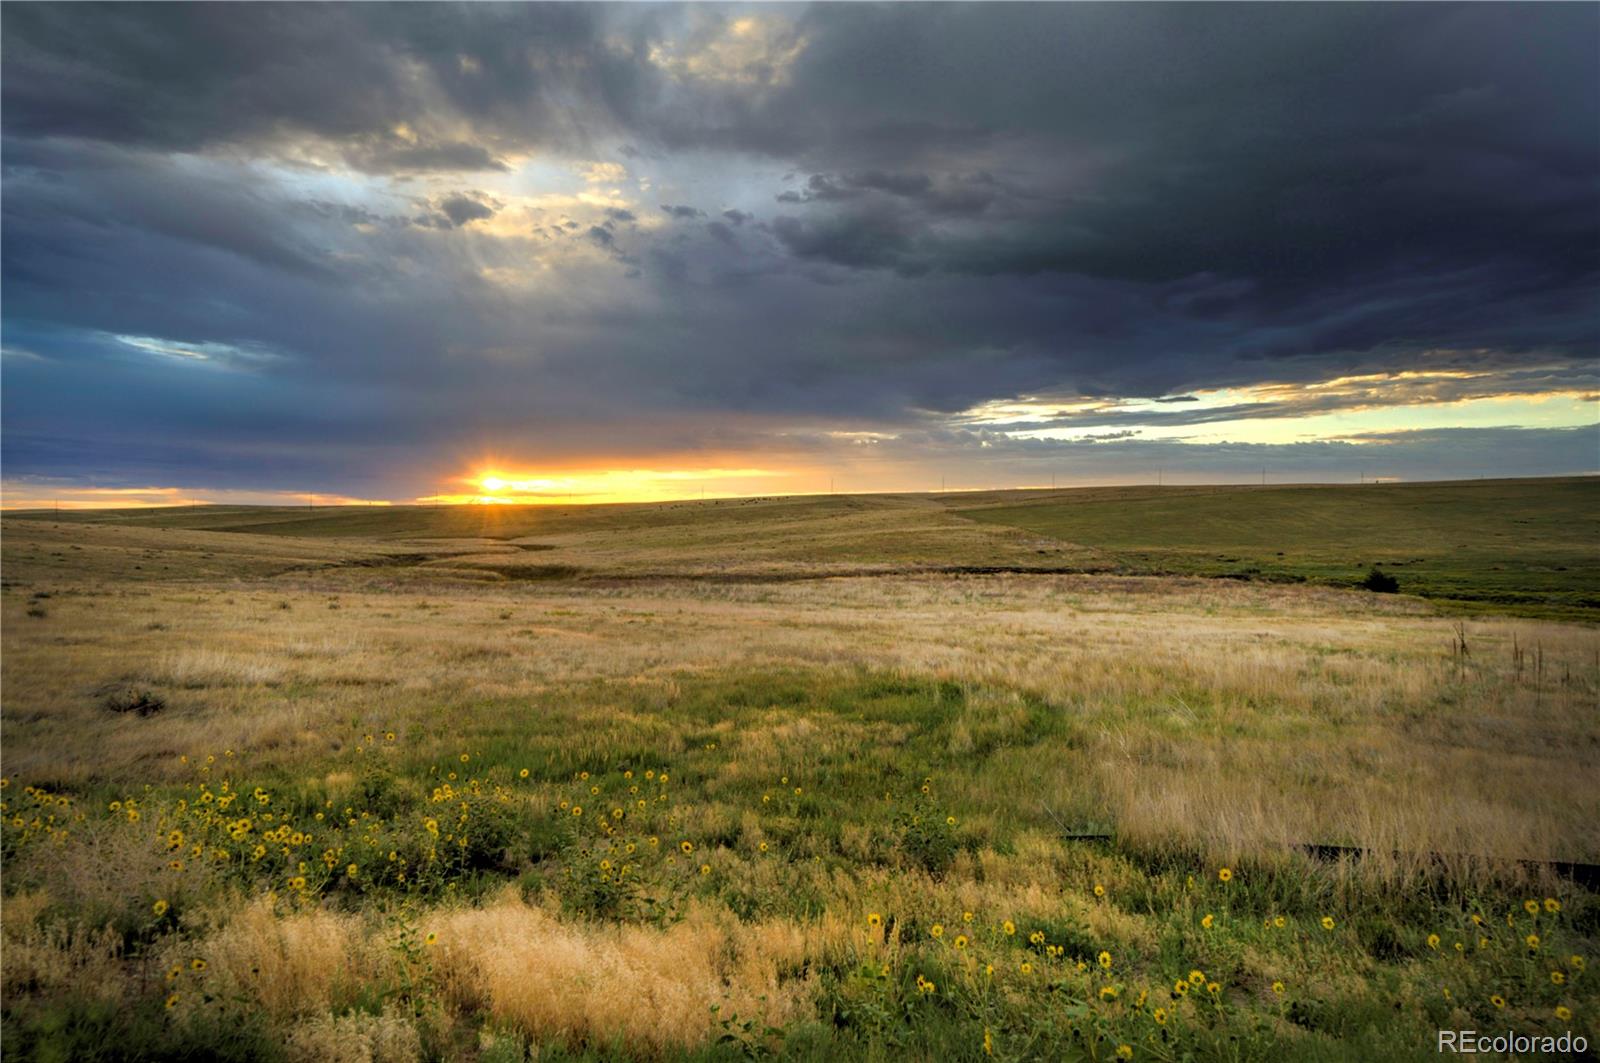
[104,688,166,716]
[25,605,47,618]
[894,800,959,877]
[1360,567,1399,593]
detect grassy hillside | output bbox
[2,484,1597,1060]
[12,476,1596,617]
[955,477,1600,619]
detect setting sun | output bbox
[423,466,797,506]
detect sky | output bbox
[2,2,1596,508]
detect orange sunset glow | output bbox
[423,466,800,506]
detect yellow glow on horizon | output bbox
[419,465,795,506]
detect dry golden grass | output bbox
[3,505,1597,1059]
[4,542,1596,863]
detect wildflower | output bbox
[1153,1007,1167,1025]
[1545,898,1561,913]
[1556,1006,1573,1021]
[1320,916,1335,930]
[1201,913,1214,929]
[1525,899,1541,916]
[1099,985,1118,1002]
[1189,970,1205,986]
[571,806,582,817]
[1272,981,1285,995]
[984,1028,994,1057]
[190,959,207,971]
[1173,980,1188,996]
[963,911,973,923]
[385,732,396,741]
[955,935,969,950]
[1490,994,1506,1009]
[166,965,181,982]
[167,829,184,849]
[425,931,438,946]
[931,924,945,939]
[680,840,693,853]
[700,864,711,875]
[289,876,306,890]
[1019,962,1033,974]
[166,993,180,1010]
[1116,1045,1133,1061]
[1206,982,1220,996]
[1029,930,1045,945]
[1098,950,1113,970]
[1272,915,1286,928]
[152,899,169,917]
[1093,884,1105,897]
[1002,920,1016,936]
[1571,955,1586,971]
[867,912,883,928]
[1527,934,1541,951]
[984,963,994,976]
[945,815,956,826]
[519,769,529,779]
[1218,867,1232,882]
[1427,934,1440,949]
[758,841,769,853]
[346,863,358,877]
[1471,914,1485,926]
[1551,970,1566,985]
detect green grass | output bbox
[956,477,1600,619]
[3,478,1597,1059]
[5,667,1594,1061]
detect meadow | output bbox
[2,479,1597,1061]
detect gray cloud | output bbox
[1,3,1595,499]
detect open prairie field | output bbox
[3,479,1598,1062]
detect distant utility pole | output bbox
[1260,468,1266,486]
[1051,472,1056,490]
[941,474,946,493]
[1157,469,1163,487]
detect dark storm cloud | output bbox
[437,193,498,228]
[1,2,1595,498]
